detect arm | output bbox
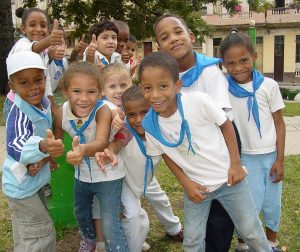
[220,119,246,186]
[271,110,286,182]
[69,34,87,62]
[162,154,208,203]
[53,106,64,140]
[85,34,97,64]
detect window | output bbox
[256,37,263,45]
[296,35,300,63]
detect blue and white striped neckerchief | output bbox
[227,69,264,138]
[100,58,109,65]
[180,52,222,87]
[142,93,195,154]
[69,100,103,180]
[126,119,154,194]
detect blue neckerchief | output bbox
[181,52,222,87]
[30,105,51,128]
[101,58,109,65]
[69,100,103,180]
[54,59,65,72]
[126,120,154,194]
[227,69,264,138]
[142,93,195,154]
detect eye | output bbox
[142,86,151,92]
[176,30,183,35]
[126,112,135,118]
[108,84,116,89]
[88,90,97,94]
[241,58,249,63]
[72,89,81,93]
[161,83,168,89]
[35,78,44,84]
[160,35,168,41]
[120,83,128,89]
[142,109,149,115]
[19,80,28,86]
[112,36,117,40]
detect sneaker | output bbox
[166,227,184,242]
[235,242,249,252]
[95,242,106,252]
[272,247,282,252]
[79,239,96,252]
[142,242,150,251]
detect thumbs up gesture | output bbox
[75,34,87,57]
[112,107,125,131]
[86,34,97,63]
[50,19,64,46]
[40,129,64,157]
[66,136,85,165]
[53,38,66,60]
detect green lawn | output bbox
[282,101,300,117]
[0,155,299,251]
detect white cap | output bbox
[6,51,47,79]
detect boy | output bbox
[85,20,122,65]
[139,52,272,252]
[2,51,64,251]
[154,14,236,251]
[113,20,130,64]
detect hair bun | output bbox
[230,28,239,34]
[15,7,25,18]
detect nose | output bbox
[169,33,178,43]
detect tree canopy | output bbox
[22,0,239,41]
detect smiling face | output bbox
[96,30,118,60]
[103,73,132,107]
[63,74,100,118]
[222,44,256,84]
[124,98,150,138]
[21,11,48,41]
[10,68,46,107]
[116,28,129,54]
[155,17,195,64]
[140,66,181,118]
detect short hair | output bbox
[122,84,144,107]
[220,28,255,58]
[59,61,103,91]
[16,7,49,27]
[129,34,137,43]
[90,20,119,40]
[113,20,129,33]
[101,62,131,84]
[138,52,179,83]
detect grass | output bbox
[282,101,300,117]
[0,155,299,251]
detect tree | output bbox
[0,0,14,95]
[22,0,239,41]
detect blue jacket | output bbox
[2,94,52,199]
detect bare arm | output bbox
[53,106,64,140]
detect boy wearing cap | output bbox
[2,51,64,252]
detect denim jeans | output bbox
[183,179,271,252]
[73,178,129,252]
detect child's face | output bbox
[124,98,150,137]
[96,30,118,59]
[155,17,195,61]
[140,67,181,118]
[116,29,129,54]
[63,74,100,118]
[10,68,46,107]
[222,45,256,84]
[21,11,48,41]
[103,73,131,107]
[128,41,137,59]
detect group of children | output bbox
[2,7,285,252]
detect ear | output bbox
[21,25,26,35]
[175,79,182,93]
[8,80,15,92]
[189,31,195,44]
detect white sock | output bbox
[268,239,279,248]
[96,242,106,251]
[236,242,249,251]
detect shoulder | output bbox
[202,64,223,75]
[262,76,279,86]
[182,91,211,103]
[103,100,118,110]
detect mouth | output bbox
[170,44,183,51]
[151,101,165,110]
[28,92,40,98]
[114,96,122,100]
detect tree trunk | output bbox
[0,0,14,95]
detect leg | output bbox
[216,181,271,252]
[122,181,149,252]
[183,192,211,252]
[95,178,129,252]
[205,200,234,252]
[145,177,181,235]
[7,193,56,252]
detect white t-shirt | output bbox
[179,64,233,120]
[9,37,53,96]
[62,101,125,182]
[121,137,161,198]
[145,92,230,192]
[229,77,285,154]
[83,50,122,64]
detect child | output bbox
[220,29,286,252]
[2,51,64,251]
[128,34,141,79]
[153,14,235,252]
[53,61,128,252]
[84,21,122,66]
[4,7,64,117]
[139,51,273,252]
[113,20,130,64]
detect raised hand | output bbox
[66,136,85,165]
[41,129,64,157]
[112,107,125,131]
[75,34,87,57]
[50,19,64,46]
[86,34,97,63]
[54,38,66,60]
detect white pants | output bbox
[145,177,181,235]
[121,181,149,252]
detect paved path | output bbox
[0,116,299,170]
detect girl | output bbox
[53,61,129,252]
[220,29,285,252]
[3,7,64,119]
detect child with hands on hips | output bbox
[53,61,129,252]
[220,29,285,252]
[139,52,273,252]
[2,51,64,252]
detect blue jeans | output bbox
[183,179,271,252]
[73,178,129,252]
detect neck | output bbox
[178,51,195,72]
